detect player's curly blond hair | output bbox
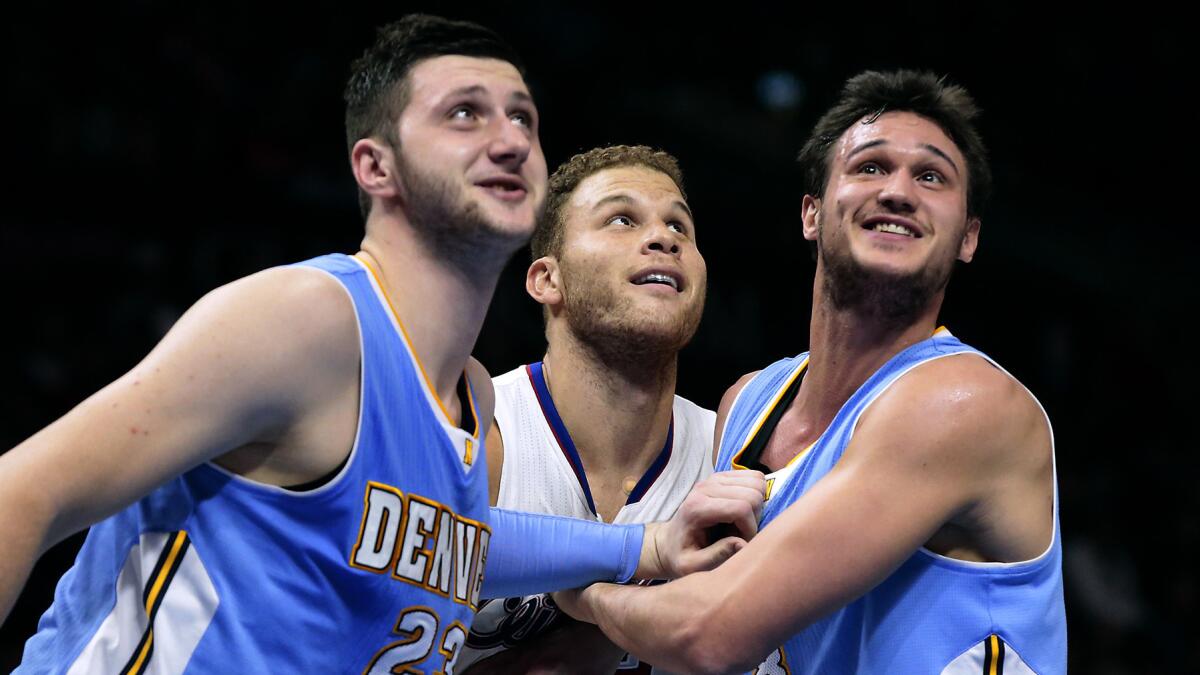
[531,145,686,260]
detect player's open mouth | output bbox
[862,216,922,238]
[631,271,682,292]
[476,177,528,199]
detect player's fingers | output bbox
[682,535,746,573]
[698,470,766,493]
[687,494,760,539]
[690,473,765,502]
[693,484,765,522]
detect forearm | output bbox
[0,524,44,625]
[0,462,58,624]
[571,575,736,675]
[482,508,643,598]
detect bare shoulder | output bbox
[466,356,496,433]
[857,353,1049,471]
[0,264,363,547]
[466,357,504,504]
[718,371,761,417]
[213,265,358,359]
[713,370,761,463]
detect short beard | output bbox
[558,257,704,380]
[395,147,534,281]
[818,220,955,330]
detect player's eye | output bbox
[668,221,687,235]
[857,162,883,175]
[510,110,535,128]
[607,215,634,227]
[449,105,476,121]
[918,170,945,184]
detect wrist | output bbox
[635,522,667,579]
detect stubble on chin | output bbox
[558,258,704,372]
[817,216,955,328]
[396,151,537,276]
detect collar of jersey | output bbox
[525,361,674,517]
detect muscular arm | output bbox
[0,267,359,622]
[559,356,1055,674]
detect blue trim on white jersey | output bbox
[525,361,675,514]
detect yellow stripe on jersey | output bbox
[122,530,190,675]
[988,634,1001,675]
[353,253,480,438]
[144,532,189,613]
[734,326,951,473]
[731,358,808,471]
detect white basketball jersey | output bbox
[461,362,714,672]
[494,362,714,523]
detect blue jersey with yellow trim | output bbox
[715,331,1066,675]
[20,253,492,674]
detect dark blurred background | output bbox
[1,2,1192,672]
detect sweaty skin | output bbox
[554,112,1054,674]
[468,163,720,673]
[0,58,759,637]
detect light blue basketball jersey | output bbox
[19,253,491,673]
[715,330,1066,674]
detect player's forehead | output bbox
[832,111,964,171]
[405,55,532,109]
[568,165,687,217]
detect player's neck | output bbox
[541,332,676,474]
[799,275,943,424]
[358,221,505,403]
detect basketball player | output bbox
[555,70,1067,674]
[0,16,762,672]
[460,146,713,673]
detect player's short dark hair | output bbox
[344,14,526,218]
[797,70,991,218]
[532,145,687,261]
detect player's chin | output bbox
[479,211,537,242]
[851,252,926,279]
[630,318,698,351]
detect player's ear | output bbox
[351,137,399,203]
[801,195,821,242]
[958,217,981,263]
[526,257,563,307]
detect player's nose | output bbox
[487,117,532,169]
[642,221,682,257]
[878,169,919,213]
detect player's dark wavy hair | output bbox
[532,145,687,262]
[344,14,526,218]
[797,70,991,218]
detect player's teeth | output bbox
[873,223,913,236]
[638,274,678,289]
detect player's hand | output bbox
[638,470,766,579]
[550,587,589,623]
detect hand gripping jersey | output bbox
[715,330,1066,675]
[460,362,714,672]
[19,253,491,674]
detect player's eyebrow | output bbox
[845,139,960,176]
[921,144,960,176]
[595,193,693,219]
[440,86,533,102]
[442,85,488,101]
